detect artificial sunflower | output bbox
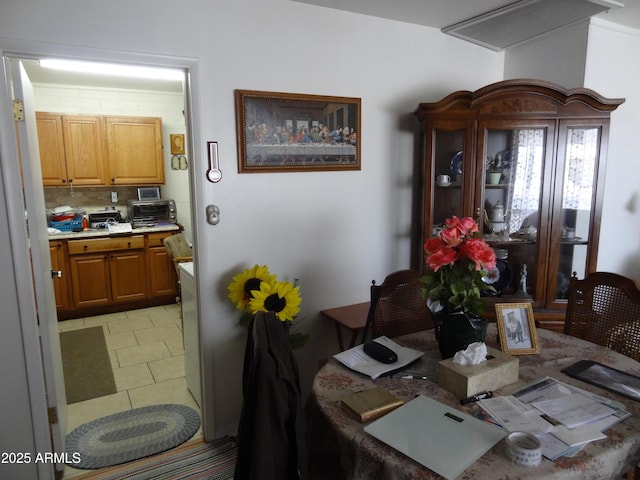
[248,280,302,322]
[227,264,277,311]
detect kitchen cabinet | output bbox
[415,80,623,331]
[49,241,71,311]
[68,253,111,308]
[36,112,106,186]
[67,235,147,309]
[147,231,178,298]
[50,228,179,319]
[36,112,164,187]
[105,116,164,185]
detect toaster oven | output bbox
[127,199,177,228]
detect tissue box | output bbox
[438,347,519,399]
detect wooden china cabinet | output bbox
[415,80,624,331]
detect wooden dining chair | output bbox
[564,272,640,362]
[362,269,433,341]
[563,272,640,480]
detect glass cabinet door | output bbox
[428,125,469,231]
[478,124,552,305]
[550,122,604,306]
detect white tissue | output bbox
[452,342,487,366]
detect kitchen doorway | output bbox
[14,56,201,476]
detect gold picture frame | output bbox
[235,89,361,173]
[170,134,185,155]
[495,303,540,355]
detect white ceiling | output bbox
[292,0,640,32]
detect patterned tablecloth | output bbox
[311,324,640,479]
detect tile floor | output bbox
[58,303,201,479]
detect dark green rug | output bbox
[60,326,117,404]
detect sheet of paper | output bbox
[478,396,554,436]
[551,424,606,447]
[537,432,582,461]
[532,394,616,429]
[333,336,424,380]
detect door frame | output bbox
[0,40,209,478]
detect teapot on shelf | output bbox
[490,201,505,223]
[485,200,508,234]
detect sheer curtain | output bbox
[506,129,545,233]
[562,128,598,210]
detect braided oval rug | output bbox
[65,404,200,469]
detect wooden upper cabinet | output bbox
[36,113,70,186]
[36,112,164,187]
[105,116,164,185]
[415,80,624,331]
[62,115,107,186]
[36,112,106,186]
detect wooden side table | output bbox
[321,301,370,351]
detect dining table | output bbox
[310,323,640,479]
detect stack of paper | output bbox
[478,376,630,460]
[333,336,423,380]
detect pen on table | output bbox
[390,373,429,380]
[460,391,493,405]
[391,372,429,380]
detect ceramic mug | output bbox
[437,174,450,186]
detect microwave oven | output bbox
[127,199,177,228]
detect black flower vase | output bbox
[432,311,489,359]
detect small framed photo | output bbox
[495,303,539,355]
[170,134,185,155]
[137,187,160,201]
[235,89,361,173]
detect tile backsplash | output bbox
[44,186,140,218]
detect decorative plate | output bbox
[450,151,463,180]
[481,259,512,295]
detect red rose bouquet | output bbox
[421,216,496,316]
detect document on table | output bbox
[531,393,616,429]
[513,376,628,429]
[478,377,631,460]
[478,396,554,436]
[333,336,424,380]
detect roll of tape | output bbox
[505,431,542,467]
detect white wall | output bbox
[584,19,640,280]
[504,21,590,87]
[0,0,503,444]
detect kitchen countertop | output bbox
[48,224,180,240]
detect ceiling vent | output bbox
[442,0,623,51]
